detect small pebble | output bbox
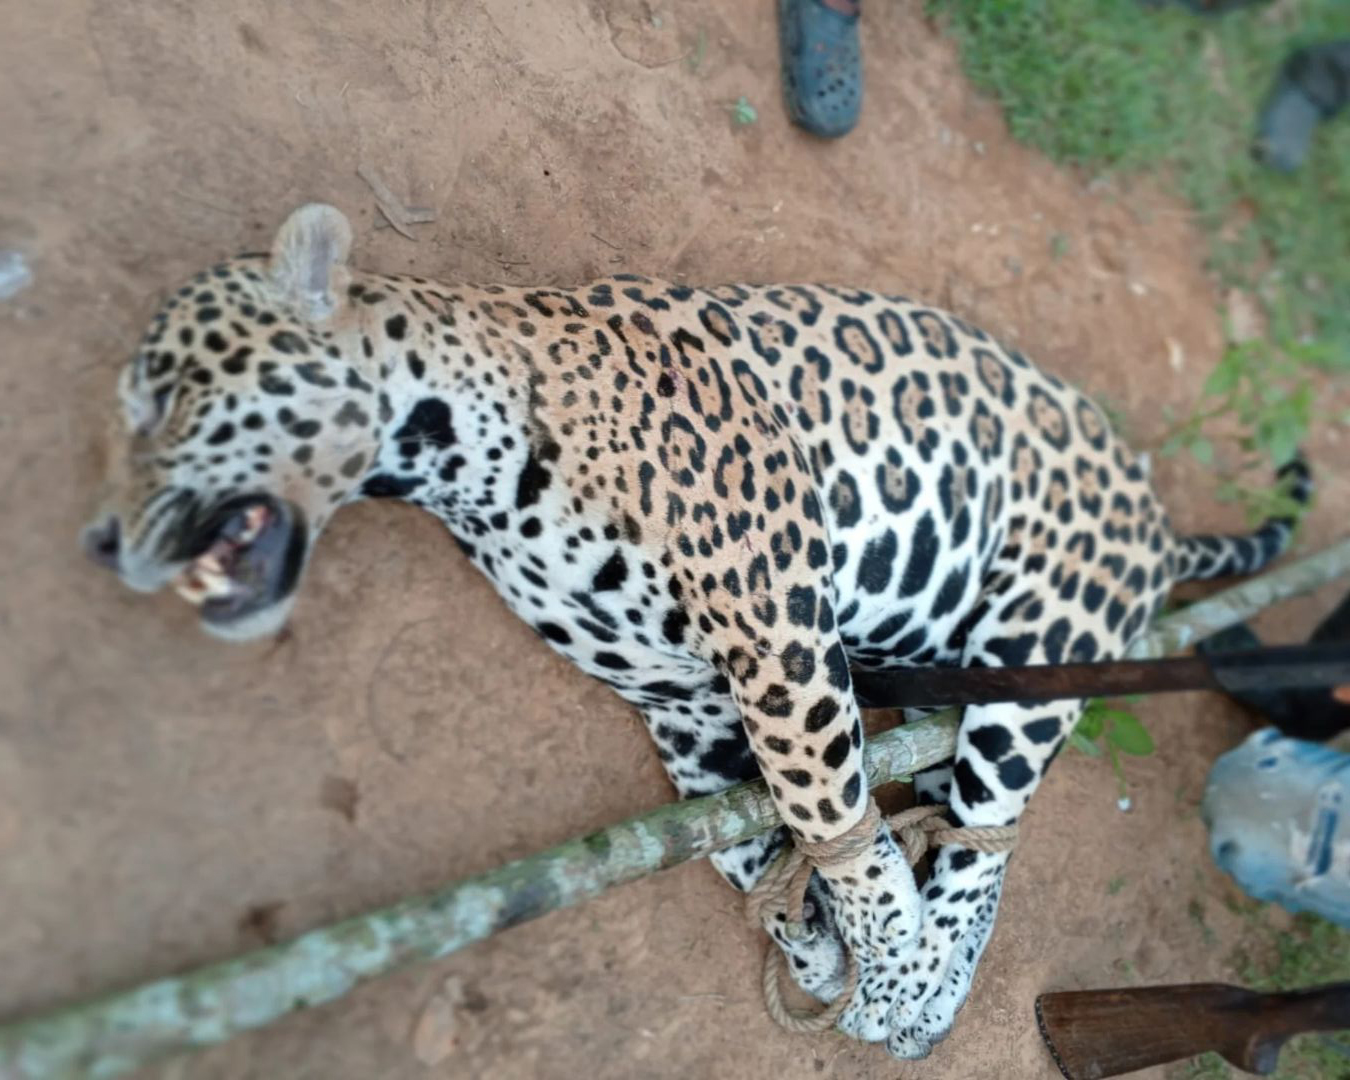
[0,251,32,301]
[411,976,466,1066]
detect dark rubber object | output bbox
[1255,41,1350,172]
[1199,588,1350,741]
[778,0,862,139]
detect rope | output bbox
[746,796,1018,1034]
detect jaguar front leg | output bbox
[699,562,927,1040]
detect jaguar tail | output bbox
[1173,456,1312,582]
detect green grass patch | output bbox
[1172,1050,1232,1080]
[1235,914,1350,1078]
[931,0,1349,489]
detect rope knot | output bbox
[746,795,1018,1034]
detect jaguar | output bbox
[82,204,1308,1058]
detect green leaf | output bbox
[1189,436,1213,466]
[1264,422,1302,468]
[1075,710,1105,740]
[1202,355,1241,397]
[1107,713,1155,756]
[1069,731,1103,757]
[728,96,757,125]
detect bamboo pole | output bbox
[1130,536,1350,659]
[3,536,1348,1080]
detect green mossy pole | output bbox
[1130,536,1350,659]
[3,537,1348,1080]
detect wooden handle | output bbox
[1035,982,1350,1079]
[849,642,1350,710]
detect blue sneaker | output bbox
[1255,42,1350,172]
[1203,728,1350,926]
[778,0,862,139]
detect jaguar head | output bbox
[82,204,382,640]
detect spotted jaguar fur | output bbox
[83,205,1310,1058]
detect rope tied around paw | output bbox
[745,796,1018,1035]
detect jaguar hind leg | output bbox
[637,691,789,893]
[883,662,1091,1051]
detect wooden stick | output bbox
[1035,981,1350,1078]
[3,536,1348,1080]
[852,643,1350,708]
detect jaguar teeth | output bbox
[173,550,234,606]
[237,505,268,544]
[170,506,270,606]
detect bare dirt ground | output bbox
[2,2,1347,1078]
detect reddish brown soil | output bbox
[2,2,1346,1078]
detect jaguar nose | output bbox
[82,515,122,571]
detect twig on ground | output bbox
[356,165,436,241]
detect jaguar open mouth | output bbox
[171,495,307,630]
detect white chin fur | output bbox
[199,594,297,642]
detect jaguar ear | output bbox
[268,204,352,322]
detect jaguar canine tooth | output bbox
[238,504,269,543]
[172,548,235,606]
